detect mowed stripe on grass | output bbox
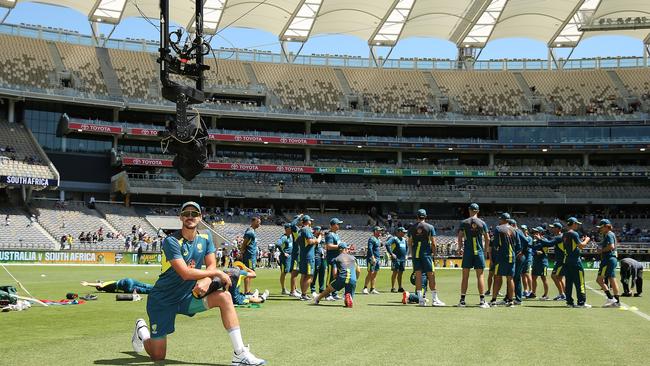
[1,266,649,365]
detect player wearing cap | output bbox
[363,226,383,294]
[620,257,643,297]
[278,223,293,295]
[456,203,490,308]
[529,227,550,300]
[241,216,261,295]
[289,215,303,298]
[489,213,516,307]
[130,201,265,365]
[324,218,344,301]
[563,217,591,308]
[296,215,323,301]
[508,219,527,305]
[386,227,408,293]
[520,225,534,299]
[313,242,359,308]
[310,226,327,298]
[595,219,620,307]
[408,209,444,307]
[535,222,566,301]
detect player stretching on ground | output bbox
[456,203,490,308]
[386,227,408,292]
[313,242,359,307]
[408,209,444,307]
[363,226,383,294]
[595,219,620,308]
[81,278,153,294]
[130,201,265,365]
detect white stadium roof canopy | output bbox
[2,0,650,49]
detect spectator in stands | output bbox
[60,235,67,250]
[67,234,73,249]
[92,232,98,244]
[85,232,92,243]
[132,225,137,236]
[79,232,85,243]
[4,214,9,227]
[88,196,96,209]
[137,244,143,264]
[125,236,131,251]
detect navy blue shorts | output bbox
[599,257,618,278]
[391,260,405,272]
[496,261,515,277]
[552,263,565,277]
[299,258,315,276]
[367,259,380,272]
[242,254,257,270]
[279,253,292,273]
[413,256,433,273]
[461,253,485,270]
[532,260,548,276]
[330,277,356,296]
[146,293,208,339]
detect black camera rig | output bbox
[157,0,210,181]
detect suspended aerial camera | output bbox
[157,0,210,181]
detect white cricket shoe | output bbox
[325,295,335,301]
[370,289,380,295]
[602,298,618,308]
[290,291,301,299]
[362,288,369,295]
[575,303,592,309]
[261,290,269,302]
[131,318,147,353]
[232,345,266,365]
[479,302,490,309]
[311,292,318,298]
[432,298,446,307]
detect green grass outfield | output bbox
[1,265,649,365]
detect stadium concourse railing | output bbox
[2,23,649,71]
[113,172,650,205]
[61,117,650,147]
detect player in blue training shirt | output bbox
[277,223,293,295]
[508,219,527,305]
[386,227,408,293]
[310,226,327,297]
[289,214,303,298]
[313,242,360,308]
[456,203,490,308]
[130,201,265,365]
[529,227,550,300]
[489,213,516,307]
[407,209,445,307]
[595,219,621,308]
[535,222,566,300]
[324,218,344,301]
[520,225,534,299]
[296,215,323,301]
[362,226,383,294]
[563,217,591,308]
[81,278,153,294]
[241,215,261,295]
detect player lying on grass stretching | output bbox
[226,261,270,305]
[130,201,266,365]
[81,278,153,294]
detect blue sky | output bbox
[2,2,646,60]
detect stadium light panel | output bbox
[89,0,127,25]
[550,0,601,48]
[641,148,647,152]
[281,0,322,42]
[188,0,226,35]
[370,0,416,47]
[461,0,508,47]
